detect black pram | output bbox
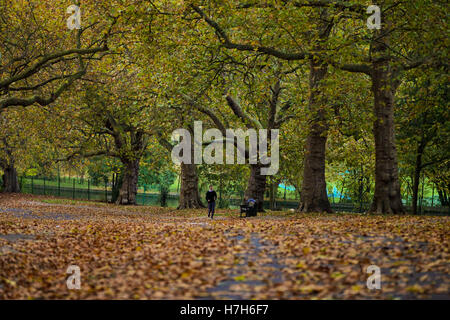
[240,199,257,217]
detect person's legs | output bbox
[208,202,212,217]
[210,201,215,219]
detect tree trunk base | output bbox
[368,195,405,215]
[299,127,333,214]
[178,163,204,209]
[2,166,20,193]
[115,160,139,205]
[298,200,333,213]
[245,165,266,212]
[177,201,204,210]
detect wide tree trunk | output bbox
[116,159,139,205]
[369,57,405,214]
[245,164,267,212]
[2,164,20,193]
[299,58,332,213]
[178,162,204,209]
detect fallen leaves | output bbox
[0,193,448,300]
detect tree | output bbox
[139,147,177,207]
[159,127,205,209]
[397,69,449,214]
[331,0,447,213]
[61,81,156,205]
[0,0,111,110]
[0,104,65,193]
[189,2,354,212]
[0,0,115,192]
[183,67,294,211]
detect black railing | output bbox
[17,176,449,215]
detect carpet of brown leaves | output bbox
[0,193,448,299]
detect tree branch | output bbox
[226,95,263,130]
[191,4,309,61]
[0,70,86,109]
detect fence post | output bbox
[105,181,108,203]
[43,177,46,195]
[58,175,61,196]
[72,178,75,200]
[431,184,434,207]
[88,179,90,201]
[31,177,34,194]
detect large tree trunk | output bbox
[369,53,405,214]
[245,164,267,212]
[178,162,204,209]
[116,159,139,205]
[299,58,332,213]
[2,164,20,193]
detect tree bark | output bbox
[116,159,139,205]
[1,164,20,193]
[178,162,204,209]
[299,58,332,213]
[269,181,276,210]
[436,187,449,213]
[369,54,405,214]
[245,164,267,212]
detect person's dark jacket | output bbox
[206,190,217,202]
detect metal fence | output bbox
[17,176,449,215]
[19,176,179,207]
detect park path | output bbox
[1,199,448,300]
[200,226,286,300]
[1,202,287,299]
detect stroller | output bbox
[240,198,257,218]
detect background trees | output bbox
[397,69,450,214]
[0,0,112,110]
[0,0,447,214]
[328,0,447,213]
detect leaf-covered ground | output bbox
[0,194,448,300]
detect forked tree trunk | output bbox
[369,57,405,214]
[245,164,267,212]
[178,162,204,209]
[2,164,20,193]
[299,58,332,213]
[116,159,139,205]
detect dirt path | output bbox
[1,195,448,300]
[201,229,285,300]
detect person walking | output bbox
[206,185,217,219]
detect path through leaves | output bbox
[0,194,448,299]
